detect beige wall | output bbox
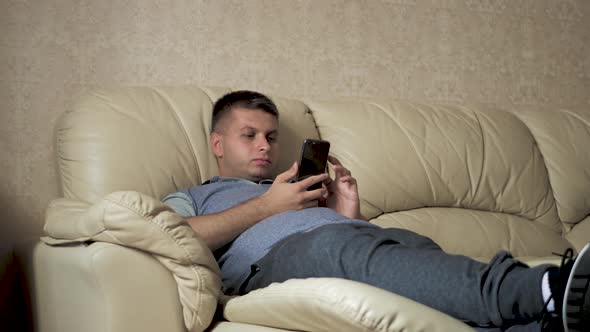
[1,0,589,248]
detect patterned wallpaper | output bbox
[1,0,589,247]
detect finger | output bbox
[331,165,351,180]
[303,187,328,201]
[322,180,334,195]
[332,164,351,175]
[328,155,342,166]
[275,162,298,183]
[338,175,356,183]
[322,176,334,186]
[298,173,329,189]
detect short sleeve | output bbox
[163,191,197,217]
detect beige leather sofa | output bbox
[20,86,590,332]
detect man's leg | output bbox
[474,322,542,332]
[241,223,550,327]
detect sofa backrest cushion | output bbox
[56,86,319,203]
[56,86,585,258]
[307,100,558,222]
[306,99,573,257]
[514,108,590,225]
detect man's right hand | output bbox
[185,163,328,251]
[260,162,328,215]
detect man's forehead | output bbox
[230,107,274,117]
[228,108,278,129]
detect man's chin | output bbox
[250,168,273,181]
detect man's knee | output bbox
[379,227,442,250]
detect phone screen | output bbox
[297,139,330,190]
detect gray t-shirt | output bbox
[163,176,369,294]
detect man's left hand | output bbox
[321,155,363,220]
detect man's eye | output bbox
[243,133,255,138]
[267,136,277,142]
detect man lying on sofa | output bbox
[163,90,589,332]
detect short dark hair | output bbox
[211,90,279,132]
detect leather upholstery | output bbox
[307,99,572,258]
[222,278,473,332]
[513,108,590,225]
[26,86,589,332]
[20,241,186,332]
[56,87,319,203]
[41,191,221,332]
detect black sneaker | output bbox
[554,243,590,332]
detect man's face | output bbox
[210,108,279,181]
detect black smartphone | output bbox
[296,139,330,191]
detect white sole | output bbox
[562,242,590,332]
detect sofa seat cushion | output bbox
[222,278,474,332]
[373,208,571,259]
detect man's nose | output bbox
[257,136,271,151]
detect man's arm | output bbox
[184,196,273,251]
[184,163,328,251]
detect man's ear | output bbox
[210,132,223,158]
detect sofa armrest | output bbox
[42,192,222,331]
[19,241,187,332]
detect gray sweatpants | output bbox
[240,223,553,331]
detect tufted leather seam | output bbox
[561,109,590,128]
[467,108,486,210]
[151,87,202,184]
[88,245,113,332]
[369,101,438,204]
[507,110,564,226]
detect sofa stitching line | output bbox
[89,245,113,332]
[561,109,590,128]
[369,101,437,203]
[467,108,486,209]
[509,110,565,227]
[150,87,202,183]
